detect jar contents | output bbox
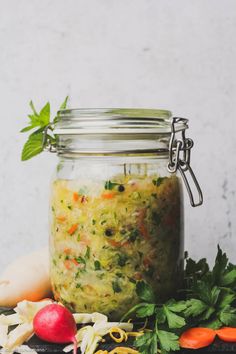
[50,174,183,320]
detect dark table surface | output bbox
[1,307,236,353]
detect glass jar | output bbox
[48,108,202,320]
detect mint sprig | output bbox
[21,97,68,161]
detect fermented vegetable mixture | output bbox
[50,174,183,320]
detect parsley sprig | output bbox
[122,282,187,354]
[124,246,236,354]
[21,97,68,161]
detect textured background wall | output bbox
[0,0,236,269]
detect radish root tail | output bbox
[73,337,77,354]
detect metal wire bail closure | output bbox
[167,117,203,207]
[42,124,57,153]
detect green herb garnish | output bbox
[112,280,122,293]
[152,177,167,187]
[104,180,119,190]
[94,260,101,270]
[21,97,68,161]
[124,246,236,354]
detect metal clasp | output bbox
[42,124,57,153]
[167,117,203,207]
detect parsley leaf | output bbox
[163,305,186,328]
[158,330,180,352]
[136,304,156,318]
[136,281,155,303]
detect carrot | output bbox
[73,192,79,202]
[216,327,236,342]
[107,239,130,248]
[138,208,150,240]
[179,327,216,349]
[101,192,116,199]
[70,259,79,266]
[64,260,72,270]
[64,248,72,255]
[68,224,78,235]
[56,216,66,222]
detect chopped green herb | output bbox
[152,177,167,186]
[112,280,122,293]
[76,256,86,265]
[85,246,90,259]
[67,205,72,210]
[129,229,139,242]
[104,180,119,190]
[117,253,128,267]
[94,260,101,270]
[92,219,96,225]
[76,283,82,289]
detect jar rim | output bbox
[54,108,188,135]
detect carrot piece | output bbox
[68,224,78,235]
[64,260,72,270]
[73,192,79,202]
[138,208,150,240]
[216,327,236,342]
[57,216,66,222]
[101,192,115,199]
[179,328,216,349]
[107,239,130,248]
[64,248,72,255]
[71,259,79,266]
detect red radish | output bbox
[33,304,77,354]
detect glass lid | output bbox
[54,108,188,135]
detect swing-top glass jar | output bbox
[47,108,203,320]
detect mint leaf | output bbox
[29,100,39,117]
[39,102,50,126]
[20,124,38,133]
[60,96,69,109]
[21,132,44,161]
[136,280,155,303]
[21,98,68,161]
[158,330,180,352]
